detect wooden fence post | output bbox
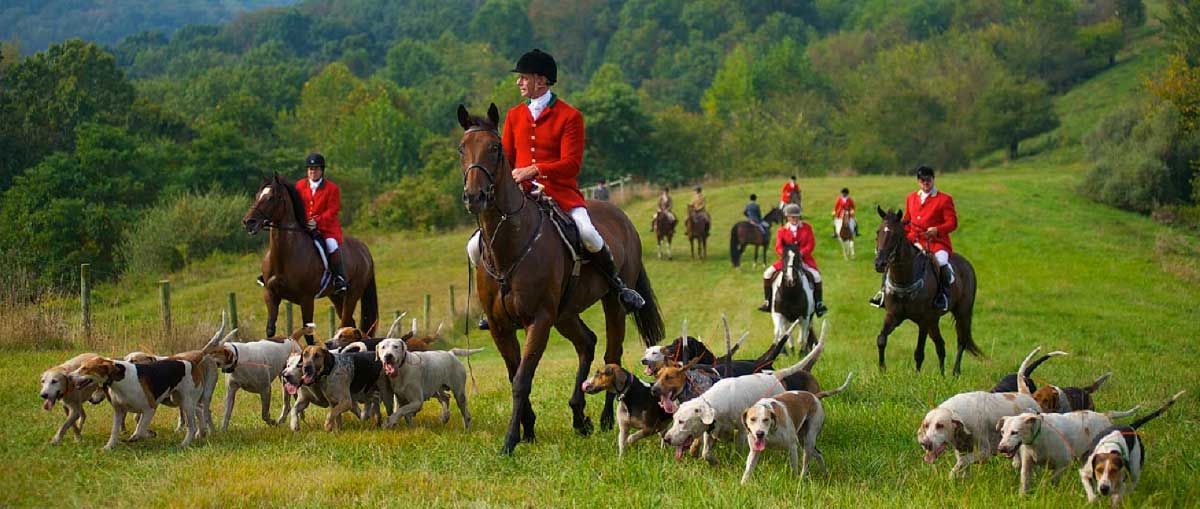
[328,306,336,338]
[227,292,238,333]
[423,294,431,334]
[285,302,293,334]
[159,280,171,336]
[80,264,91,341]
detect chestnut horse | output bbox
[730,206,783,268]
[686,205,710,260]
[242,175,378,344]
[457,105,665,454]
[873,206,980,375]
[654,211,676,260]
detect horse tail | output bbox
[729,224,742,268]
[360,272,379,337]
[631,265,664,346]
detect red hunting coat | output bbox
[903,190,956,255]
[780,181,799,203]
[833,196,856,216]
[501,94,587,211]
[772,222,818,271]
[296,178,343,244]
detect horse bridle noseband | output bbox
[460,126,527,217]
[248,181,307,233]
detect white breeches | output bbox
[570,207,604,253]
[763,264,820,283]
[466,206,604,265]
[833,218,856,233]
[933,249,949,266]
[324,238,339,253]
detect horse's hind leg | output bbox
[556,315,598,436]
[926,321,948,376]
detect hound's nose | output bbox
[754,431,766,440]
[1099,484,1111,496]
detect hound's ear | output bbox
[741,408,751,428]
[701,404,717,425]
[1081,452,1096,480]
[952,418,973,451]
[113,363,126,381]
[457,104,471,131]
[995,417,1007,433]
[487,103,500,126]
[877,205,886,219]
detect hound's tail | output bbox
[1130,390,1187,430]
[817,372,853,399]
[450,348,485,357]
[1021,351,1067,378]
[1085,372,1112,394]
[1105,405,1141,419]
[775,322,826,381]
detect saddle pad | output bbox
[538,197,584,257]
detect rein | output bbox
[880,223,928,299]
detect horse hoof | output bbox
[521,432,536,443]
[600,415,614,432]
[575,417,594,437]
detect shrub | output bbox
[119,191,262,279]
[1082,103,1200,213]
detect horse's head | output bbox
[874,205,906,273]
[243,175,301,235]
[782,244,801,286]
[456,104,506,215]
[764,207,783,225]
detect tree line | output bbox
[0,0,1148,291]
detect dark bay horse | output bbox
[771,245,816,355]
[242,175,378,343]
[730,207,783,268]
[457,105,665,454]
[686,206,710,260]
[654,211,676,260]
[873,206,980,375]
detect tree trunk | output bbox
[1008,140,1019,161]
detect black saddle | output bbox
[536,196,584,257]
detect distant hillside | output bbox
[0,0,299,54]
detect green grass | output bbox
[4,160,1199,508]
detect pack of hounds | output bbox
[39,313,1184,505]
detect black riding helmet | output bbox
[915,165,935,179]
[841,187,849,195]
[512,48,557,85]
[306,152,326,169]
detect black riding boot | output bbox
[934,266,952,311]
[868,272,885,308]
[758,279,772,312]
[814,281,827,317]
[477,316,490,330]
[328,249,348,296]
[591,246,645,309]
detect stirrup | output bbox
[618,288,645,309]
[256,275,265,287]
[757,301,771,313]
[815,302,828,317]
[477,317,490,330]
[934,293,949,311]
[868,291,885,308]
[332,276,348,296]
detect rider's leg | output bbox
[465,230,489,330]
[804,265,827,317]
[831,219,838,238]
[572,207,645,309]
[934,249,953,311]
[758,266,777,312]
[326,238,347,295]
[851,216,860,236]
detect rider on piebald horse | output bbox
[780,175,799,208]
[468,49,645,330]
[744,193,768,240]
[758,204,826,316]
[869,165,957,311]
[652,186,673,232]
[832,187,859,237]
[257,152,348,295]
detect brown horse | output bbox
[457,105,665,454]
[836,207,856,260]
[242,175,378,344]
[686,205,710,260]
[873,206,980,375]
[730,207,783,268]
[654,211,676,260]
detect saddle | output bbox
[536,196,584,258]
[308,231,333,297]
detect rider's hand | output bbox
[307,218,317,230]
[512,165,539,183]
[924,226,938,240]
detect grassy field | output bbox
[6,32,1200,509]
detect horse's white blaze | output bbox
[258,187,272,201]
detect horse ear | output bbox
[457,104,471,131]
[877,205,886,219]
[487,103,500,127]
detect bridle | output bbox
[460,126,527,217]
[877,217,928,298]
[247,180,307,233]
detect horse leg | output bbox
[914,328,928,372]
[300,300,316,345]
[597,294,627,431]
[506,319,551,450]
[264,292,282,338]
[952,309,973,377]
[555,316,597,437]
[876,314,900,371]
[927,321,949,377]
[334,291,358,329]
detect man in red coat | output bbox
[758,204,826,316]
[869,165,957,310]
[297,152,348,295]
[831,187,859,237]
[467,49,643,329]
[780,176,800,208]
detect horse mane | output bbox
[466,115,498,132]
[277,175,308,227]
